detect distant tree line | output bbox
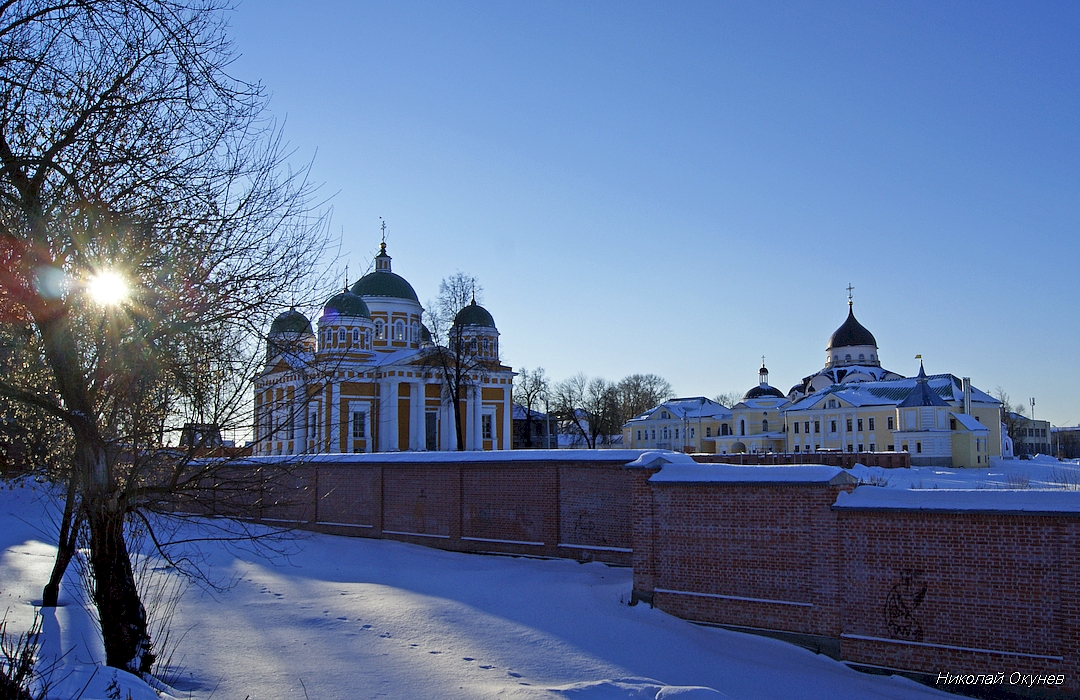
[514,369,674,448]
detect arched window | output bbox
[374,319,385,340]
[410,321,419,343]
[393,320,405,341]
[762,419,769,432]
[481,338,490,355]
[364,329,372,348]
[845,353,852,362]
[740,420,746,436]
[352,329,360,345]
[858,353,865,361]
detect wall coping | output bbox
[649,463,858,486]
[834,486,1080,514]
[230,449,658,466]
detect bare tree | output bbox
[421,272,496,450]
[0,0,326,673]
[513,367,549,448]
[616,373,673,424]
[714,390,744,408]
[995,386,1028,454]
[551,374,621,449]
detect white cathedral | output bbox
[253,242,515,455]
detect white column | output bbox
[442,393,456,451]
[472,385,483,451]
[329,383,340,453]
[379,379,397,452]
[464,386,475,450]
[409,382,424,451]
[501,386,512,450]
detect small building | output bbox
[623,397,732,452]
[1006,412,1053,457]
[512,404,556,449]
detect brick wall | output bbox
[635,471,1080,695]
[214,452,641,564]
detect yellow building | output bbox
[783,300,1001,467]
[623,397,732,452]
[707,364,789,454]
[253,242,514,455]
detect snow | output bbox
[835,486,1080,513]
[846,454,1080,490]
[243,448,654,464]
[650,463,857,485]
[0,482,955,700]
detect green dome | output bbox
[269,308,312,335]
[420,324,432,343]
[454,300,496,329]
[351,271,419,302]
[323,290,370,318]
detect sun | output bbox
[87,270,128,306]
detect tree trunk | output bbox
[86,493,153,674]
[41,476,80,607]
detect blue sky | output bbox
[228,1,1079,425]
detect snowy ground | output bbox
[0,482,960,700]
[849,454,1080,490]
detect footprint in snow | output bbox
[507,672,522,678]
[479,665,494,670]
[462,657,474,662]
[361,624,372,629]
[428,651,441,655]
[336,617,347,621]
[379,632,392,638]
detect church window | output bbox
[916,442,922,453]
[830,420,837,433]
[722,424,730,436]
[375,319,385,340]
[887,416,895,430]
[794,445,800,452]
[352,411,366,439]
[662,411,668,419]
[364,329,372,348]
[352,329,360,345]
[814,421,820,433]
[706,426,712,437]
[690,428,695,438]
[393,320,405,341]
[636,430,641,440]
[338,328,346,343]
[845,354,851,362]
[857,443,863,452]
[869,443,875,452]
[762,420,768,432]
[871,354,876,360]
[482,414,493,440]
[859,354,865,361]
[674,428,679,439]
[481,338,490,355]
[868,417,875,430]
[857,419,863,431]
[651,429,656,439]
[794,422,799,434]
[846,418,853,431]
[739,420,745,436]
[308,411,319,439]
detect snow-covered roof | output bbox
[834,486,1080,514]
[788,373,998,412]
[650,463,858,485]
[626,397,732,424]
[512,404,548,421]
[950,412,988,432]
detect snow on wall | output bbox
[650,462,858,485]
[834,485,1080,513]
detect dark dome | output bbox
[323,290,370,318]
[827,305,877,350]
[351,271,419,302]
[744,384,786,400]
[420,324,432,343]
[269,308,312,335]
[454,300,496,329]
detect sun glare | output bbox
[87,271,128,306]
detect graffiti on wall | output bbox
[885,569,927,641]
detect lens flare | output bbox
[87,271,127,306]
